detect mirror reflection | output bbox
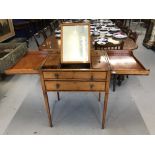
[61,24,90,63]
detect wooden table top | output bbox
[39,35,138,52]
[5,51,48,74]
[107,50,149,75]
[5,50,149,75]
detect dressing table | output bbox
[5,23,149,129]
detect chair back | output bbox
[33,30,47,48]
[95,41,124,50]
[122,26,130,34]
[43,26,53,37]
[115,20,124,28]
[128,31,138,42]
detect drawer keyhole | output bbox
[90,84,94,89]
[56,83,60,89]
[91,75,94,80]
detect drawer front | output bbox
[43,71,107,80]
[45,81,105,91]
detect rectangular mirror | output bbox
[61,23,90,64]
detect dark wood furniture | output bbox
[39,34,138,51]
[33,30,47,48]
[128,31,138,42]
[43,26,53,37]
[94,41,124,50]
[121,26,130,34]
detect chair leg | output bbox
[117,75,122,86]
[98,92,101,102]
[57,92,60,101]
[0,73,6,80]
[113,74,116,92]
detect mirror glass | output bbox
[61,24,90,63]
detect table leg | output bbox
[43,91,53,127]
[40,73,53,127]
[102,71,110,129]
[102,92,109,129]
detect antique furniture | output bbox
[121,26,130,34]
[38,20,138,51]
[5,49,149,128]
[128,31,138,42]
[33,30,47,48]
[4,22,149,129]
[94,41,124,50]
[39,34,137,51]
[40,51,110,128]
[43,26,53,37]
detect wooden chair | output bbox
[95,41,124,50]
[49,22,55,33]
[127,29,132,36]
[53,20,59,29]
[95,41,124,92]
[43,26,53,37]
[33,30,47,48]
[121,26,130,34]
[128,31,138,42]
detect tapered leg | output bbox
[98,92,101,102]
[102,92,109,129]
[40,72,53,127]
[43,91,53,127]
[57,92,60,101]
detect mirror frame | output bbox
[61,23,91,64]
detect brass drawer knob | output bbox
[90,84,94,89]
[54,73,59,78]
[56,83,60,89]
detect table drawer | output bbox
[43,71,107,80]
[45,81,105,91]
